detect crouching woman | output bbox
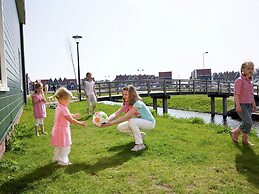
[102,85,155,151]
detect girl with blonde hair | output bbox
[51,87,87,166]
[230,61,257,145]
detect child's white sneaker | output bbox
[131,144,145,152]
[140,132,146,140]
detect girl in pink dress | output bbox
[32,82,47,136]
[51,87,87,166]
[230,61,257,145]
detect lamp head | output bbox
[72,35,82,43]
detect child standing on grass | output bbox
[32,82,47,136]
[51,87,87,166]
[102,85,155,151]
[83,72,97,115]
[230,61,257,145]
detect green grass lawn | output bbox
[1,100,259,193]
[143,95,235,114]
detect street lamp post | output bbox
[203,51,208,69]
[72,35,82,101]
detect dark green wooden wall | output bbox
[0,0,25,143]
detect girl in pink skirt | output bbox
[51,87,87,166]
[32,82,47,136]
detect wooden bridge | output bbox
[94,79,259,117]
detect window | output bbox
[0,0,9,91]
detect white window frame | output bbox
[0,0,9,91]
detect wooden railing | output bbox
[95,79,259,97]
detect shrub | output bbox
[188,117,205,124]
[5,124,31,154]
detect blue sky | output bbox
[24,0,259,81]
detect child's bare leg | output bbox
[232,127,241,134]
[35,126,39,136]
[242,133,253,145]
[230,127,241,142]
[40,124,48,135]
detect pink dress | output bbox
[32,93,46,118]
[51,103,72,147]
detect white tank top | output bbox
[84,80,95,95]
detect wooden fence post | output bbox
[153,97,157,112]
[179,80,181,94]
[147,80,150,95]
[98,83,101,96]
[163,96,168,114]
[193,80,195,94]
[223,97,227,118]
[211,96,215,117]
[108,82,111,100]
[163,80,166,94]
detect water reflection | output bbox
[99,101,259,130]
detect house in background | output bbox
[159,71,172,79]
[29,77,78,92]
[213,71,239,82]
[191,69,212,81]
[0,0,26,158]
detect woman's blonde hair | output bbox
[122,85,142,105]
[52,87,72,100]
[241,61,254,79]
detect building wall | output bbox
[191,69,212,80]
[159,71,172,79]
[0,0,24,145]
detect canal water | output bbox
[98,101,259,130]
